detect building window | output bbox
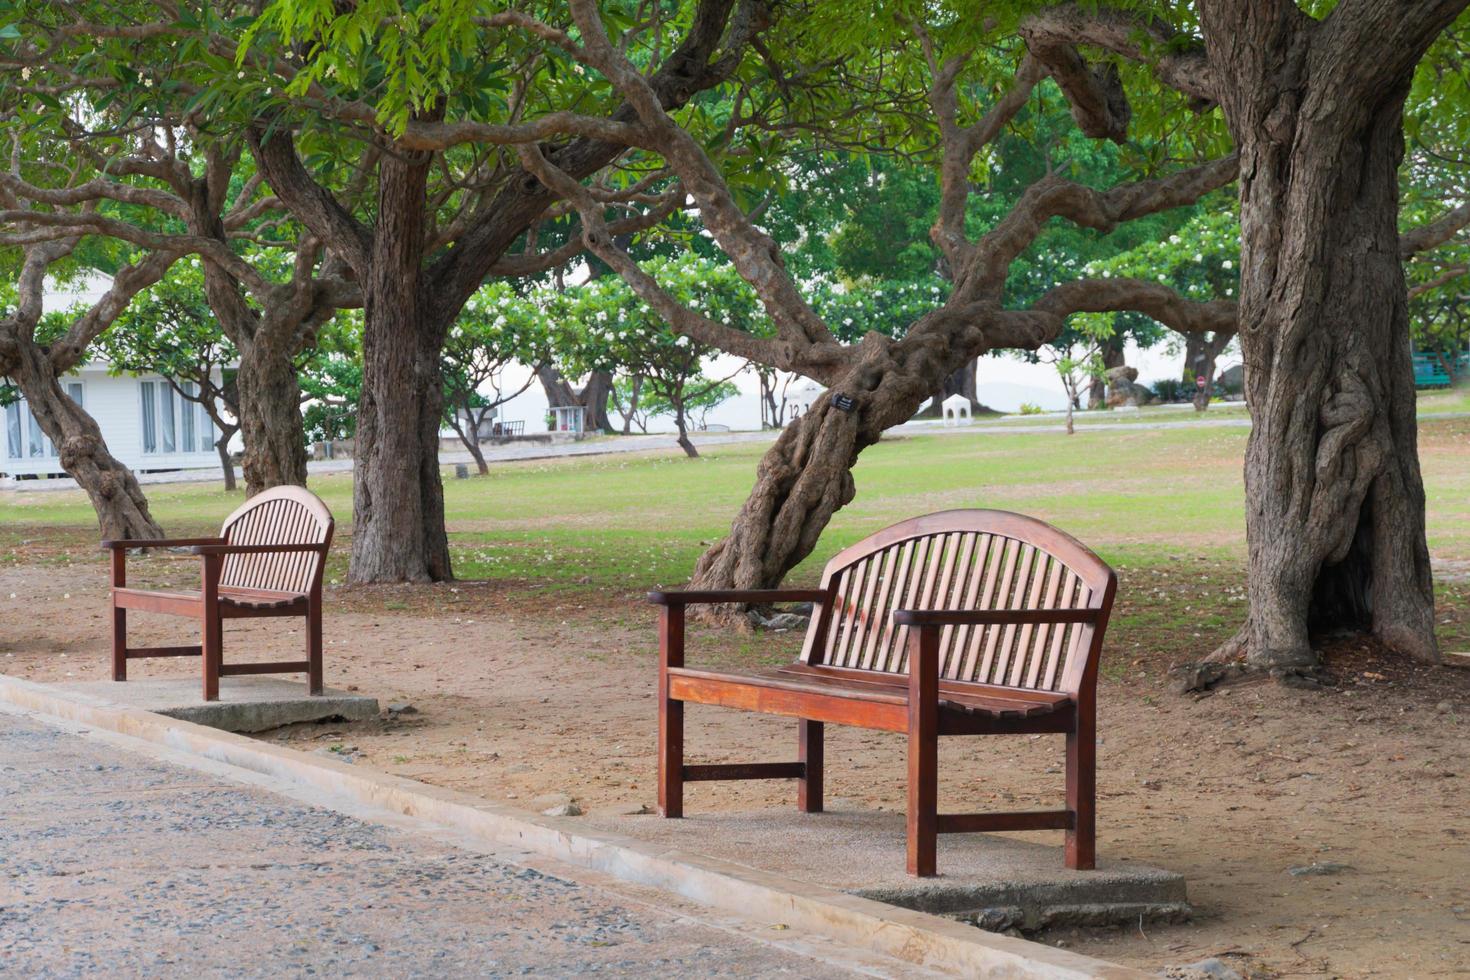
[5,402,20,459]
[160,383,176,452]
[199,399,214,452]
[181,382,196,451]
[140,382,157,453]
[27,404,48,457]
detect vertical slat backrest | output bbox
[219,486,334,594]
[801,510,1114,695]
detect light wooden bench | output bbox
[103,486,334,701]
[650,509,1117,877]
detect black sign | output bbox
[833,393,856,412]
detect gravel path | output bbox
[0,711,864,978]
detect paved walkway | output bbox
[0,710,869,978]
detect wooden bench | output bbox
[102,486,334,702]
[650,509,1116,877]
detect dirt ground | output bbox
[3,552,1468,978]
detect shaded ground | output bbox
[4,419,1470,976]
[0,709,882,978]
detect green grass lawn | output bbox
[6,416,1469,600]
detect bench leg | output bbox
[658,693,684,818]
[111,604,127,682]
[1066,705,1096,870]
[201,607,222,703]
[798,719,823,813]
[306,601,323,696]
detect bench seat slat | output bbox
[670,665,1072,721]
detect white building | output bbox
[4,362,227,479]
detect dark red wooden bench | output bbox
[102,486,334,701]
[650,509,1117,877]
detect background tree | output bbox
[101,261,242,489]
[0,225,171,538]
[1082,207,1241,410]
[442,283,548,475]
[299,316,363,451]
[549,254,758,456]
[514,3,1241,619]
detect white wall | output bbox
[3,366,226,478]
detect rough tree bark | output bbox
[350,151,454,583]
[1198,0,1467,669]
[0,242,172,540]
[232,334,309,492]
[8,345,163,539]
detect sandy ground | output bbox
[3,556,1468,978]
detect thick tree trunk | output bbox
[582,370,615,432]
[1204,7,1445,669]
[691,337,939,596]
[348,154,453,584]
[234,339,308,495]
[12,347,163,539]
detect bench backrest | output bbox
[799,510,1115,696]
[218,486,334,595]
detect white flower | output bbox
[1222,260,1233,270]
[21,67,32,81]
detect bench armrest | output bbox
[189,543,329,556]
[100,537,226,551]
[893,608,1101,627]
[648,589,827,606]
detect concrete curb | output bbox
[0,674,1146,978]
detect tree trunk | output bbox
[348,154,453,584]
[673,397,699,458]
[924,359,979,415]
[537,366,614,432]
[234,338,308,495]
[691,337,938,597]
[582,370,615,432]
[215,431,237,492]
[451,406,491,476]
[11,346,163,539]
[1203,4,1449,669]
[1191,344,1218,412]
[1090,336,1124,409]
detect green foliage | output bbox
[809,275,950,343]
[300,316,364,443]
[98,261,239,406]
[443,282,551,426]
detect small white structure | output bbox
[790,380,824,418]
[548,404,585,436]
[942,393,972,426]
[4,361,226,479]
